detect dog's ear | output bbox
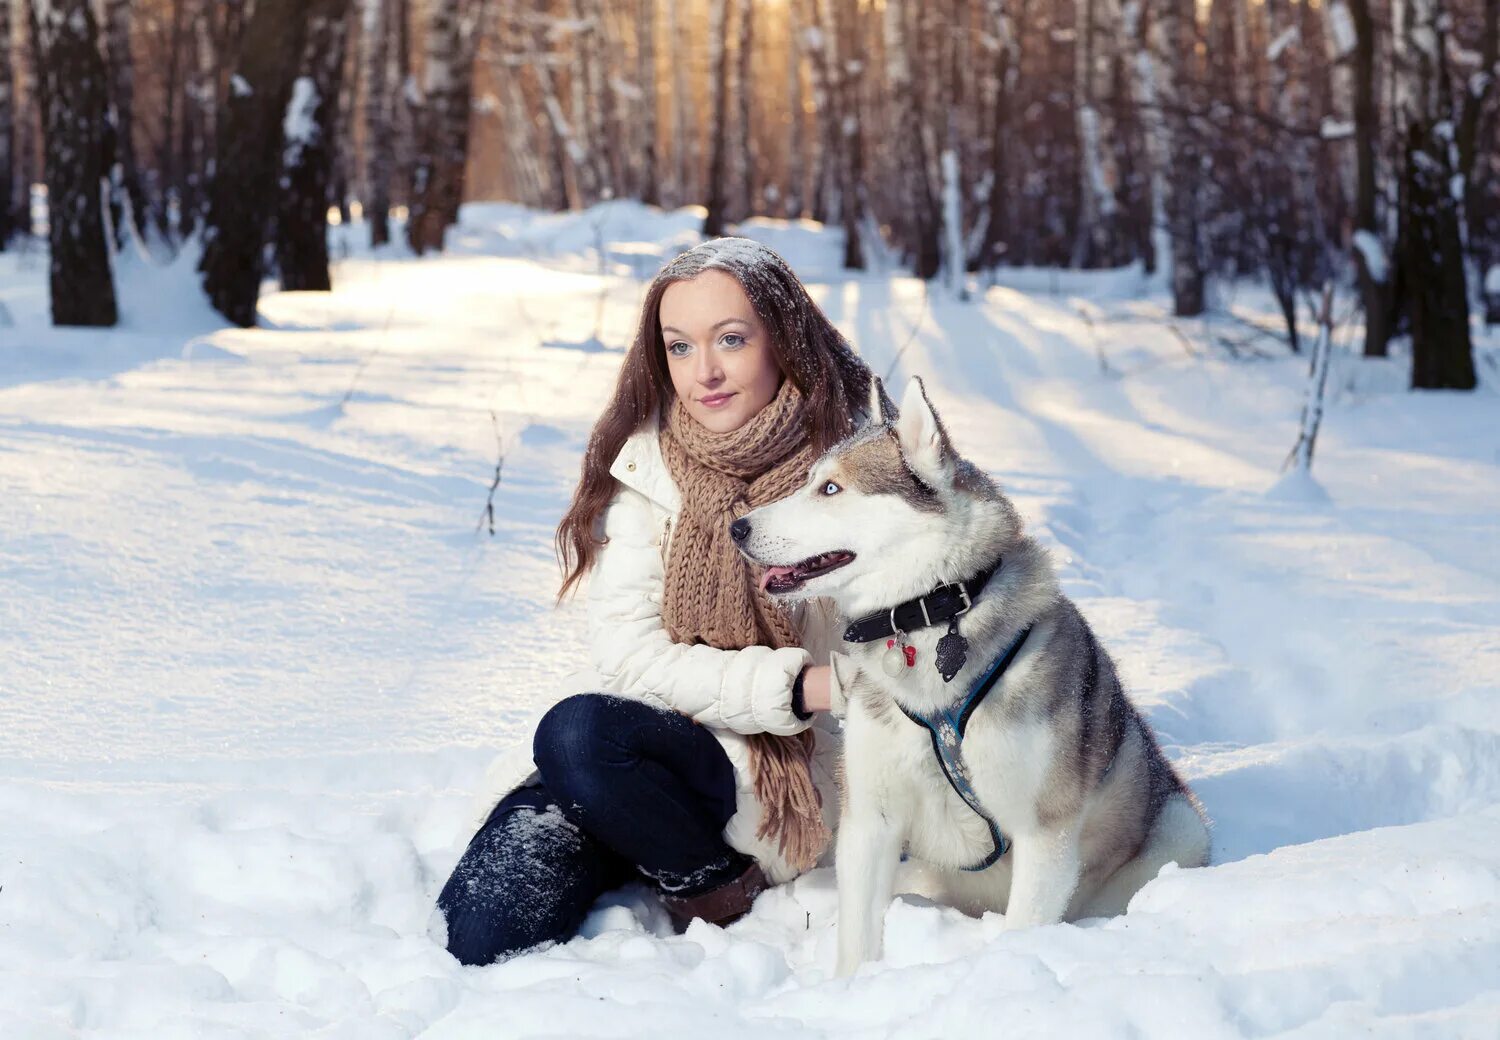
[866,375,887,425]
[895,375,955,482]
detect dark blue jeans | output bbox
[436,693,754,966]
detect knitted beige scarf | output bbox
[657,375,832,874]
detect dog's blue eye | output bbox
[822,481,841,495]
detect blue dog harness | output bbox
[897,624,1033,871]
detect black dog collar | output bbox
[842,559,1001,644]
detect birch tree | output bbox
[103,0,148,244]
[364,0,395,245]
[1074,0,1124,267]
[29,0,117,326]
[885,0,939,276]
[1261,0,1320,350]
[199,0,310,327]
[153,0,189,241]
[1454,0,1498,266]
[277,0,351,291]
[563,0,604,202]
[1126,0,1204,316]
[938,0,962,291]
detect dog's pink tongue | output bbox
[759,565,798,592]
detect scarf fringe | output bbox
[746,730,832,874]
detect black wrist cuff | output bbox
[791,666,811,720]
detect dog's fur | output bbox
[736,375,1211,976]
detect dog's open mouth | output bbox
[758,550,856,594]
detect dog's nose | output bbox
[729,517,751,543]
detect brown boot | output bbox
[658,861,769,931]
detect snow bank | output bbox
[1,200,1497,1036]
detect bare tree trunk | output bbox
[1346,0,1389,357]
[885,0,939,277]
[1127,0,1204,316]
[783,0,804,217]
[703,0,731,235]
[29,0,118,326]
[978,0,1020,271]
[938,0,962,289]
[333,0,361,224]
[178,7,210,239]
[527,0,582,210]
[364,0,394,244]
[392,0,415,210]
[668,0,692,205]
[277,0,351,291]
[639,0,660,206]
[1397,0,1475,390]
[600,0,631,199]
[15,3,38,239]
[563,0,600,202]
[1456,0,1498,262]
[0,0,15,246]
[103,0,148,245]
[407,0,491,253]
[835,0,864,269]
[1262,0,1317,351]
[155,0,188,241]
[1074,0,1123,267]
[183,0,244,241]
[199,0,310,327]
[499,51,546,205]
[734,0,755,218]
[804,0,835,224]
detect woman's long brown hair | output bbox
[553,237,897,604]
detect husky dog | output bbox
[732,375,1210,976]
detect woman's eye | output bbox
[822,481,841,495]
[721,333,745,348]
[668,341,690,357]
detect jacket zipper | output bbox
[661,515,674,564]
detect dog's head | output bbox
[733,375,1020,616]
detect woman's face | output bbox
[659,269,783,433]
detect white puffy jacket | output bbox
[463,418,853,883]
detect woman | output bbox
[433,237,891,966]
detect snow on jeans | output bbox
[436,692,755,966]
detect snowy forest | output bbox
[3,2,1500,1036]
[0,0,1496,387]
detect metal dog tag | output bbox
[935,617,969,682]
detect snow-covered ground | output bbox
[2,204,1498,1038]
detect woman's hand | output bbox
[798,664,833,713]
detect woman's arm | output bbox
[586,485,814,736]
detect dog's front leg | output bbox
[834,808,902,977]
[1003,823,1083,930]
